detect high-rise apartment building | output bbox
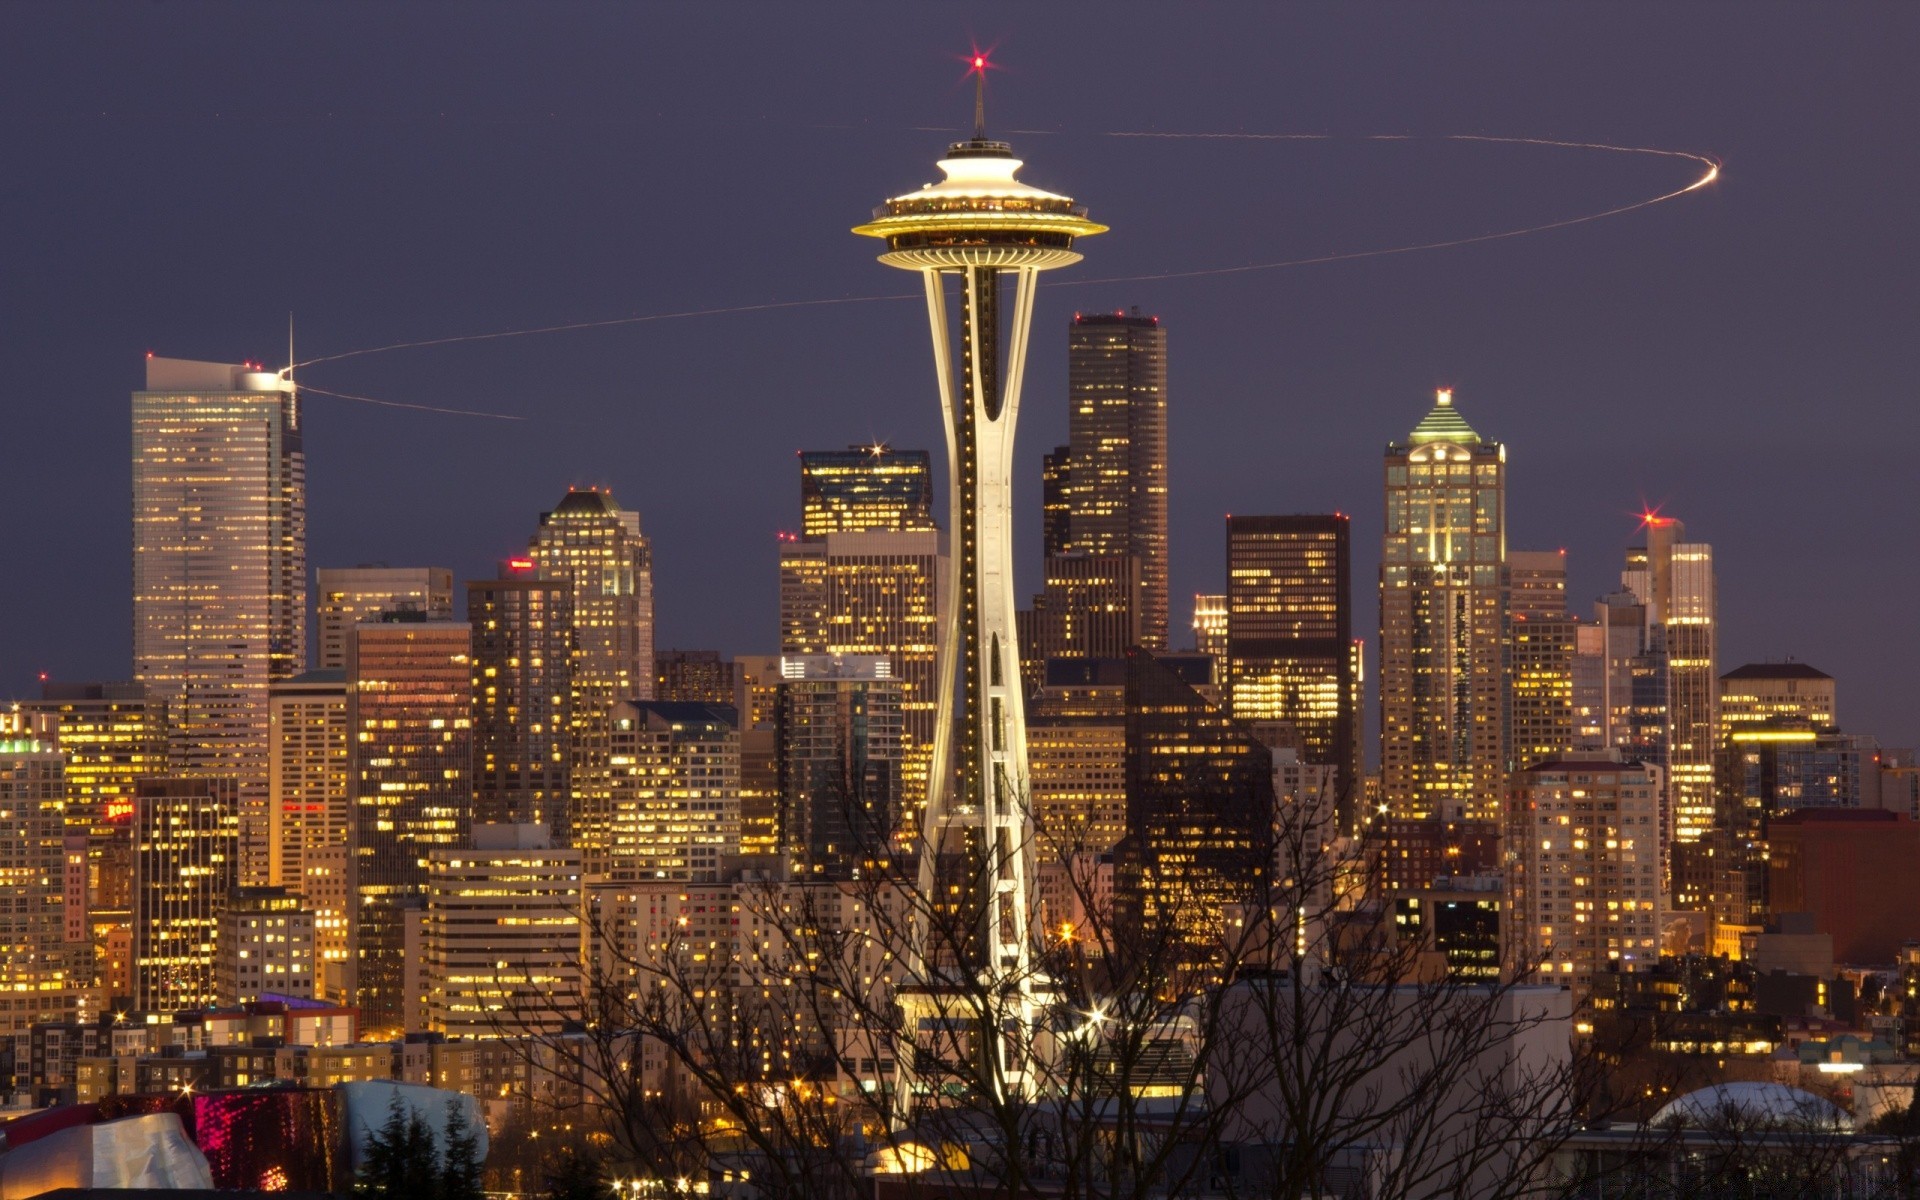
[217,886,316,1003]
[468,564,575,834]
[1054,311,1169,651]
[21,682,169,992]
[1226,515,1359,820]
[779,530,944,840]
[347,613,473,1033]
[314,566,454,671]
[0,739,87,1034]
[775,655,903,878]
[1510,753,1663,1004]
[655,650,738,706]
[133,776,240,1011]
[530,488,655,876]
[1505,550,1577,776]
[268,670,350,999]
[1379,390,1506,823]
[1720,662,1835,728]
[133,357,305,887]
[1115,648,1275,962]
[606,701,740,883]
[425,825,583,1038]
[799,445,935,537]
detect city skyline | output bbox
[3,7,1916,756]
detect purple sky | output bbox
[3,5,1915,748]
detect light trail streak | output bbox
[293,131,1717,420]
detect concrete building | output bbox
[1721,661,1836,728]
[425,824,583,1038]
[132,356,305,886]
[217,886,315,1002]
[775,655,902,877]
[133,776,240,1010]
[1769,809,1920,966]
[1511,753,1664,1002]
[268,669,350,999]
[1380,390,1506,824]
[607,701,740,882]
[0,739,87,1034]
[314,566,454,671]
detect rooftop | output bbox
[1407,388,1482,446]
[1723,661,1833,681]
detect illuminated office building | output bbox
[1720,662,1834,729]
[267,670,350,999]
[655,649,737,705]
[0,740,86,1034]
[606,701,740,883]
[1511,753,1663,1004]
[425,825,582,1039]
[776,655,902,878]
[1041,445,1072,557]
[133,776,240,1011]
[779,530,944,840]
[733,655,785,859]
[1227,515,1359,821]
[347,613,472,1033]
[1192,594,1227,662]
[468,563,575,834]
[1026,658,1132,856]
[1505,550,1577,776]
[216,886,315,1003]
[799,444,935,537]
[22,681,169,990]
[1380,390,1507,823]
[1018,553,1142,689]
[530,488,654,877]
[1057,310,1170,651]
[133,356,305,887]
[314,566,453,671]
[1115,648,1275,960]
[1622,517,1717,906]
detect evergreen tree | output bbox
[354,1094,413,1199]
[542,1146,604,1200]
[441,1098,485,1200]
[401,1107,442,1200]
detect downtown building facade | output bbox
[468,562,575,835]
[346,612,473,1033]
[0,740,88,1034]
[267,669,350,999]
[1379,390,1507,826]
[1225,514,1361,823]
[132,776,240,1011]
[799,445,935,537]
[606,701,740,883]
[314,566,453,671]
[775,655,903,879]
[132,357,305,887]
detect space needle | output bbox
[854,58,1104,1112]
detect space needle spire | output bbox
[854,57,1105,1119]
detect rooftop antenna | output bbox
[971,53,987,139]
[284,312,295,387]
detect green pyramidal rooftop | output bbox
[1408,389,1482,445]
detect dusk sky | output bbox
[3,5,1915,749]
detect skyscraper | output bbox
[1017,552,1143,688]
[1505,550,1577,776]
[1041,445,1072,557]
[347,613,472,1033]
[1380,390,1507,824]
[468,562,575,834]
[853,82,1104,1104]
[799,445,935,536]
[775,655,903,878]
[425,825,582,1038]
[655,649,738,705]
[779,530,944,842]
[314,566,454,671]
[1225,515,1359,820]
[1057,311,1169,651]
[0,738,86,1034]
[268,669,350,999]
[132,776,240,1011]
[217,886,316,1003]
[1191,594,1228,662]
[1026,657,1133,856]
[133,356,305,887]
[530,487,655,875]
[1115,648,1275,967]
[606,701,740,883]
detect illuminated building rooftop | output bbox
[1407,388,1482,445]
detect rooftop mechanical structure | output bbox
[854,66,1104,1118]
